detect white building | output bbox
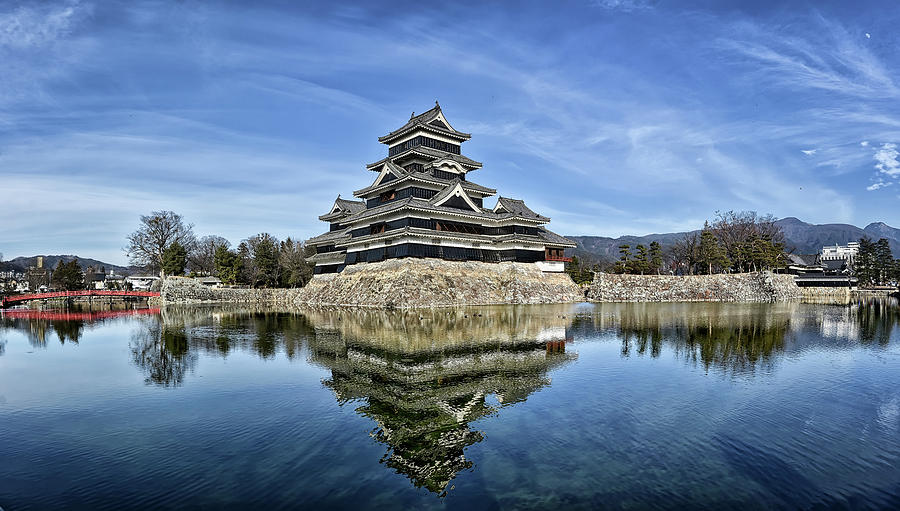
[820,242,859,263]
[126,275,160,291]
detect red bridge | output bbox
[1,290,160,308]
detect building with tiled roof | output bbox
[307,102,576,274]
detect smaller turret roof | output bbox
[536,228,576,248]
[493,197,549,222]
[318,196,366,221]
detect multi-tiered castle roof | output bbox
[307,102,575,274]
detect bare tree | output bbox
[672,232,700,275]
[189,235,230,276]
[710,211,786,272]
[126,211,196,277]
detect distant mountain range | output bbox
[568,218,900,264]
[0,255,131,274]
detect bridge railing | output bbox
[1,290,159,306]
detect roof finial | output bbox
[435,99,440,108]
[410,111,415,119]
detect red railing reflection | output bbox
[1,308,160,322]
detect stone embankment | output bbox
[151,277,301,307]
[586,272,802,303]
[293,259,583,308]
[153,260,583,309]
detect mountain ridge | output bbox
[0,255,132,274]
[568,218,900,264]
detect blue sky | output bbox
[2,0,899,265]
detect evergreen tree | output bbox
[214,246,242,285]
[161,241,187,277]
[698,228,728,274]
[855,237,877,286]
[279,237,313,288]
[875,238,893,285]
[649,241,663,275]
[236,241,253,285]
[247,233,279,287]
[618,244,631,274]
[51,259,84,291]
[634,244,649,275]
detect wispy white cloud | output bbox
[718,15,899,99]
[591,0,655,11]
[0,0,95,107]
[801,149,817,155]
[874,142,900,177]
[0,0,87,48]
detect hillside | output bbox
[569,218,900,264]
[1,255,131,274]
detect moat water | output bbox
[1,302,899,510]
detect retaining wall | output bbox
[152,278,301,307]
[586,272,802,303]
[153,260,583,309]
[292,259,583,308]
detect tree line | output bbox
[126,211,315,288]
[610,211,788,275]
[855,237,900,287]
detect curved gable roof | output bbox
[430,181,482,212]
[378,102,472,144]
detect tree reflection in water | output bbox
[855,296,899,345]
[130,319,197,387]
[573,303,796,375]
[0,307,158,347]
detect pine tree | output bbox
[634,244,649,275]
[698,228,728,274]
[161,241,187,277]
[279,238,313,288]
[875,238,893,286]
[51,259,85,291]
[618,244,631,274]
[649,241,663,275]
[855,237,877,286]
[214,246,242,285]
[247,233,279,288]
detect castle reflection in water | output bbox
[2,300,898,495]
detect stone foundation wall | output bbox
[586,272,802,303]
[152,277,301,307]
[153,260,583,309]
[293,259,583,308]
